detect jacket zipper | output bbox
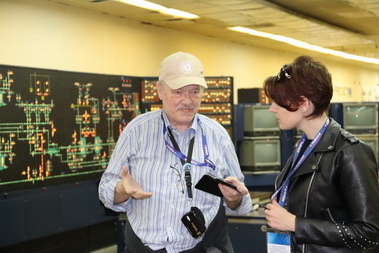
[301,153,324,253]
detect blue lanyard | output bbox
[161,113,216,170]
[272,118,330,206]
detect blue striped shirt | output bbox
[98,109,252,252]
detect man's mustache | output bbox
[177,105,195,111]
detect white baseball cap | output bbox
[159,52,208,89]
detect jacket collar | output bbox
[276,118,341,185]
[312,117,340,153]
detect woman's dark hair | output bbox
[263,55,333,119]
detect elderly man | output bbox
[99,52,252,253]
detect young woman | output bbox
[264,55,379,252]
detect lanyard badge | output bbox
[267,229,291,253]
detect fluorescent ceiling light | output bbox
[116,0,165,10]
[160,8,199,19]
[116,0,199,19]
[228,26,379,65]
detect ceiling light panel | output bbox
[45,0,379,63]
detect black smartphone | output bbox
[195,174,237,197]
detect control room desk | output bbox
[228,209,268,253]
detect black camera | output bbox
[181,207,206,239]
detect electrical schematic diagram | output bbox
[0,66,140,192]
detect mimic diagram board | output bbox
[0,65,141,192]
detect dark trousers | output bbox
[123,202,234,253]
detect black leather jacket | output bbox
[275,118,379,252]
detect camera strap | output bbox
[167,127,195,200]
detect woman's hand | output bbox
[265,199,296,232]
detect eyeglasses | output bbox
[171,165,185,194]
[276,64,291,81]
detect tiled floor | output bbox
[91,244,118,253]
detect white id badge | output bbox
[267,229,291,253]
